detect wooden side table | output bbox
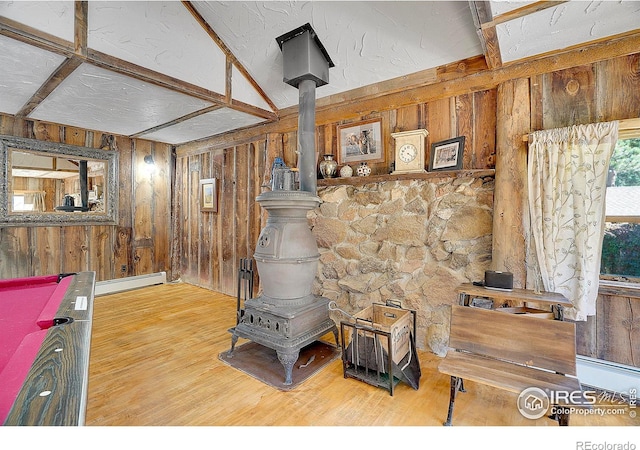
[455,283,572,320]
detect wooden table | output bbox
[455,283,571,320]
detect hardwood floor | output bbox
[85,282,638,431]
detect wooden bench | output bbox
[438,305,585,426]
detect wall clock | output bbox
[391,129,429,174]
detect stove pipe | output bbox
[276,23,334,192]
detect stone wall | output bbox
[310,174,495,355]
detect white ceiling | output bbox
[196,0,483,109]
[0,1,639,146]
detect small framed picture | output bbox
[336,118,384,165]
[429,137,465,171]
[200,178,217,212]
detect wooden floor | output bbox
[85,282,638,429]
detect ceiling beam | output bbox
[479,22,502,70]
[181,1,279,115]
[469,1,570,70]
[15,1,88,118]
[0,8,277,124]
[488,1,569,26]
[469,1,502,69]
[178,30,640,155]
[225,57,233,103]
[313,30,640,125]
[0,15,74,56]
[15,57,83,118]
[130,105,224,139]
[74,1,87,57]
[87,48,277,121]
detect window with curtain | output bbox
[601,137,640,281]
[527,121,619,321]
[12,191,46,212]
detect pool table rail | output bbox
[3,271,95,426]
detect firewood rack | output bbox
[334,300,421,396]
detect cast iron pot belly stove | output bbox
[228,24,338,386]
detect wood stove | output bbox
[228,24,338,386]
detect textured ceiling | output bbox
[194,1,483,110]
[0,1,639,146]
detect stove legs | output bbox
[277,350,300,385]
[229,317,338,386]
[331,327,339,347]
[227,332,239,357]
[226,330,301,385]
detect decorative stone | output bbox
[319,154,338,178]
[356,161,371,177]
[312,216,348,248]
[335,244,361,260]
[339,164,353,177]
[322,185,350,203]
[353,190,385,206]
[441,206,492,241]
[314,175,496,355]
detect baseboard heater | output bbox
[577,355,640,395]
[95,271,166,296]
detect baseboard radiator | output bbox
[95,271,167,296]
[577,355,640,395]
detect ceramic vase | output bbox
[356,161,371,177]
[319,154,338,179]
[339,164,353,177]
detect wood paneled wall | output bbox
[0,115,173,282]
[172,140,264,295]
[527,53,640,366]
[1,48,637,367]
[177,52,640,368]
[532,54,640,128]
[267,91,497,177]
[492,54,640,368]
[174,89,497,296]
[578,290,640,367]
[494,54,640,289]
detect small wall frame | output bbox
[200,178,218,212]
[429,136,465,171]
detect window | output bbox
[12,193,34,211]
[601,137,640,281]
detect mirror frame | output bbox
[0,135,119,227]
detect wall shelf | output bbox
[317,169,495,187]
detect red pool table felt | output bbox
[0,274,72,424]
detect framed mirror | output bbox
[0,135,118,226]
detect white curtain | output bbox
[23,192,46,212]
[527,121,619,321]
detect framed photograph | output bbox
[336,118,384,164]
[429,137,465,171]
[200,178,217,212]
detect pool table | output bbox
[0,272,95,426]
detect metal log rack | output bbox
[337,301,421,396]
[340,321,398,395]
